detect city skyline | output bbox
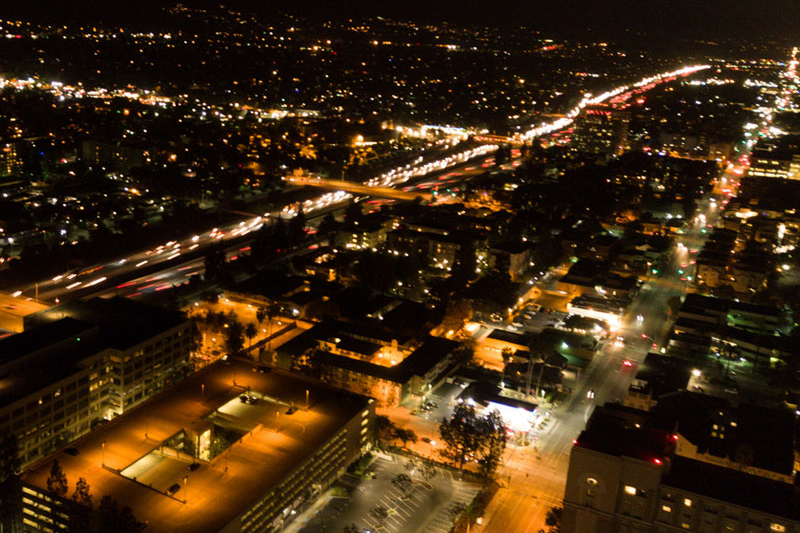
[0,4,798,533]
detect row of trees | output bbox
[0,439,144,533]
[371,415,419,450]
[45,460,145,533]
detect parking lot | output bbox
[292,454,479,533]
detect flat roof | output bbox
[25,298,188,350]
[316,336,459,384]
[21,359,371,533]
[0,317,92,366]
[575,404,674,464]
[664,455,800,521]
[0,319,101,407]
[487,329,533,346]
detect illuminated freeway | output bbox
[3,64,710,308]
[2,143,501,304]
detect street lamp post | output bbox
[305,389,309,410]
[101,441,106,467]
[183,475,188,504]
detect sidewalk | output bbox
[282,492,336,533]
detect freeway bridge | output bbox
[284,176,433,201]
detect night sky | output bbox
[5,0,799,40]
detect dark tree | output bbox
[47,460,68,498]
[477,409,509,480]
[72,477,92,508]
[98,495,145,533]
[70,477,93,533]
[371,415,399,449]
[244,322,258,349]
[393,427,418,448]
[438,404,485,471]
[369,505,389,527]
[540,506,562,533]
[391,473,414,499]
[0,434,22,533]
[257,302,282,362]
[224,320,245,355]
[441,299,473,334]
[439,405,508,480]
[342,524,362,533]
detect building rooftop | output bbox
[316,335,460,384]
[654,391,797,477]
[25,297,187,350]
[0,316,93,366]
[0,319,101,407]
[575,404,675,464]
[630,353,693,400]
[663,455,800,521]
[21,359,371,533]
[487,329,533,346]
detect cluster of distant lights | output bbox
[0,77,174,108]
[520,64,711,141]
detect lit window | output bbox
[770,524,786,532]
[684,498,692,507]
[662,505,672,512]
[625,486,637,495]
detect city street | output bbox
[476,169,733,532]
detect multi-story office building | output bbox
[747,147,800,181]
[81,140,149,172]
[572,104,630,159]
[563,404,800,533]
[0,142,22,176]
[0,298,192,468]
[20,361,374,533]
